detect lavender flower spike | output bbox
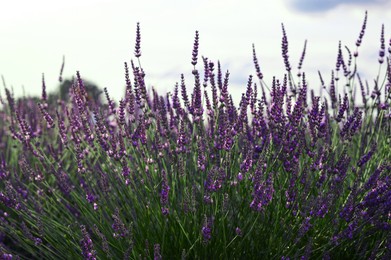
[134,22,141,58]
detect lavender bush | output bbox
[0,14,390,259]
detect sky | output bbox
[0,0,390,104]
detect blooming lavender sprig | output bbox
[378,24,385,64]
[38,103,55,129]
[134,22,141,58]
[252,44,263,80]
[118,99,126,126]
[160,170,170,215]
[201,216,213,244]
[297,40,307,77]
[250,173,274,212]
[56,110,68,145]
[80,225,97,260]
[336,93,348,122]
[151,244,161,260]
[41,74,47,106]
[354,10,367,56]
[111,208,129,239]
[191,31,199,68]
[281,23,291,72]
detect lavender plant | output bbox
[0,13,390,259]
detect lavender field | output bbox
[0,13,390,259]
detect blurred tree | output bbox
[58,79,103,103]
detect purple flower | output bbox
[250,173,274,212]
[154,244,162,260]
[134,22,141,58]
[202,217,213,244]
[355,11,368,48]
[118,99,126,126]
[80,225,96,260]
[335,94,347,123]
[252,44,263,80]
[111,209,128,238]
[235,227,242,237]
[297,39,307,73]
[191,31,199,67]
[160,170,170,215]
[41,73,47,104]
[357,143,376,167]
[237,172,243,182]
[204,166,226,193]
[378,24,385,64]
[281,23,291,72]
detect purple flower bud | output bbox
[154,244,162,260]
[252,44,263,80]
[202,217,213,244]
[191,31,199,66]
[80,225,97,260]
[235,227,242,237]
[134,22,141,58]
[355,11,367,48]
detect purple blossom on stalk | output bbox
[235,227,242,237]
[336,93,348,122]
[217,61,223,90]
[38,103,55,129]
[176,118,188,153]
[208,61,219,109]
[80,225,97,260]
[41,73,47,105]
[160,170,170,215]
[281,23,291,72]
[180,74,190,110]
[245,75,253,103]
[58,55,65,82]
[252,44,263,80]
[335,42,344,79]
[363,164,385,191]
[202,56,209,87]
[172,83,181,110]
[4,87,15,116]
[154,244,162,260]
[112,209,128,239]
[197,138,206,171]
[134,22,141,58]
[355,11,368,54]
[191,70,203,121]
[104,87,115,114]
[297,39,307,77]
[56,110,68,146]
[204,166,226,193]
[296,217,312,241]
[191,31,199,67]
[357,73,367,109]
[220,70,230,107]
[124,62,133,100]
[202,216,213,244]
[240,156,253,174]
[118,99,126,126]
[340,107,361,140]
[20,221,42,246]
[339,195,356,222]
[378,24,385,64]
[250,173,274,212]
[329,71,337,109]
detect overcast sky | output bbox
[0,0,390,103]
